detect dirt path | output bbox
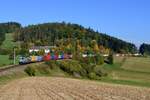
[0,77,150,100]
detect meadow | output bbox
[0,55,13,67]
[0,33,18,67]
[0,33,18,49]
[101,56,150,87]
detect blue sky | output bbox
[0,0,150,46]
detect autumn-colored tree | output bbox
[99,45,110,54]
[91,40,99,53]
[77,40,82,52]
[37,49,45,55]
[107,51,114,64]
[14,22,137,54]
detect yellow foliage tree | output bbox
[91,40,99,53]
[77,40,82,52]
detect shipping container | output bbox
[59,52,64,59]
[51,53,55,60]
[64,54,69,59]
[30,56,38,62]
[44,54,51,61]
[37,56,43,62]
[58,54,61,59]
[68,54,73,59]
[54,53,58,60]
[61,54,64,59]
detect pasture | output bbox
[0,33,18,49]
[102,56,150,87]
[0,33,19,67]
[0,55,13,67]
[121,57,150,73]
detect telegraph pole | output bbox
[13,47,16,65]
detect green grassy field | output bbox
[0,33,18,49]
[121,57,150,73]
[101,56,150,87]
[0,55,150,87]
[0,33,19,67]
[0,55,13,67]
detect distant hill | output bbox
[14,22,137,53]
[0,22,138,53]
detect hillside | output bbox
[101,56,150,87]
[14,22,137,53]
[0,33,18,49]
[0,22,21,46]
[0,77,149,100]
[0,22,139,55]
[0,33,19,67]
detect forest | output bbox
[13,22,137,54]
[139,43,150,55]
[0,22,150,55]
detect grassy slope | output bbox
[0,33,150,87]
[0,55,13,67]
[121,57,150,73]
[0,57,150,88]
[25,58,150,87]
[0,33,18,67]
[0,72,27,85]
[101,56,150,87]
[0,33,17,49]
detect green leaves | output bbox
[14,22,137,54]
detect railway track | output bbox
[0,64,28,76]
[0,65,20,72]
[0,62,43,76]
[0,59,70,76]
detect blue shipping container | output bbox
[37,56,43,62]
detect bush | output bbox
[19,48,28,56]
[95,54,104,65]
[89,56,96,64]
[79,56,96,65]
[24,66,36,76]
[88,72,97,80]
[9,52,14,60]
[80,63,90,76]
[45,60,58,69]
[0,48,10,55]
[84,64,95,74]
[107,52,114,64]
[94,66,107,77]
[25,64,53,76]
[36,65,51,75]
[24,59,108,80]
[57,60,84,76]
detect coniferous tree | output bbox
[108,52,114,64]
[12,22,137,53]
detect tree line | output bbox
[0,22,150,55]
[14,22,137,54]
[139,43,150,56]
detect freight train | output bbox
[19,53,73,65]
